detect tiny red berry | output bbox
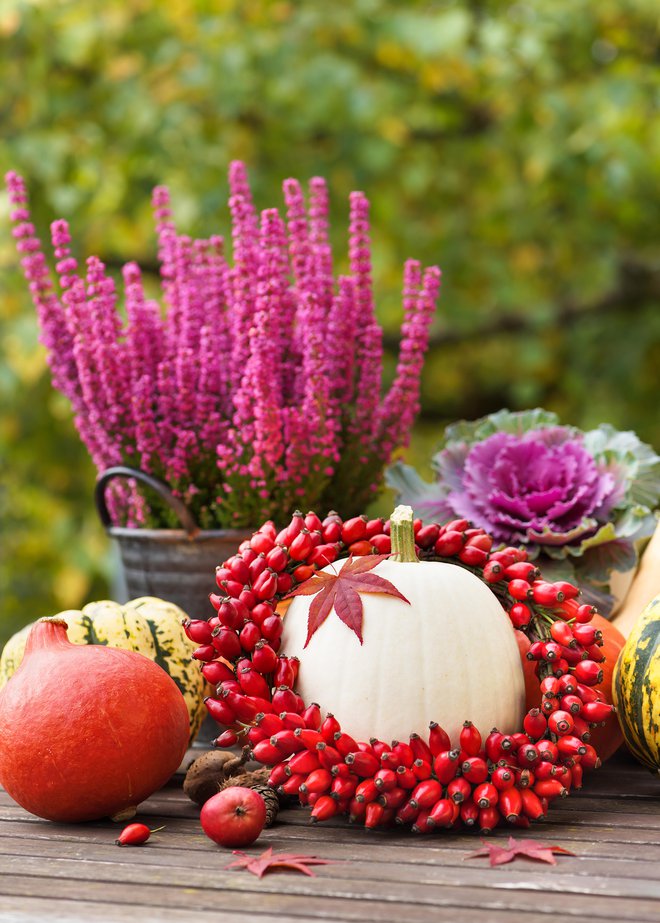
[115,823,164,846]
[499,787,523,822]
[459,721,482,757]
[341,516,368,545]
[434,530,464,556]
[508,579,533,601]
[502,561,539,581]
[548,710,575,736]
[573,659,604,686]
[509,602,532,629]
[550,620,576,648]
[428,722,451,755]
[523,708,547,739]
[461,756,489,785]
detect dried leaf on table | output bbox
[225,846,338,878]
[465,836,576,867]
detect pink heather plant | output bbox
[6,163,441,529]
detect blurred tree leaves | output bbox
[1,0,659,644]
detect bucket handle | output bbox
[94,466,201,538]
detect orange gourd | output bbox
[517,615,624,762]
[0,617,190,822]
[586,614,625,761]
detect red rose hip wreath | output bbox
[184,505,611,834]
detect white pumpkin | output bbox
[281,556,526,747]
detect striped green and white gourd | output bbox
[613,594,660,774]
[0,597,208,743]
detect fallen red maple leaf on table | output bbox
[466,836,576,867]
[285,554,410,646]
[225,847,338,878]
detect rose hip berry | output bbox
[115,823,164,846]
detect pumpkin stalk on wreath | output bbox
[184,503,618,833]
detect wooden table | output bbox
[1,749,658,923]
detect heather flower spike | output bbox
[6,165,441,529]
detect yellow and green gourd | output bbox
[0,597,208,744]
[613,594,660,774]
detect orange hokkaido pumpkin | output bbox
[585,614,625,761]
[0,617,190,822]
[517,615,624,762]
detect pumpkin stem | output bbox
[390,505,419,563]
[23,618,72,656]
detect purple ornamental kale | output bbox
[386,408,660,613]
[439,428,620,548]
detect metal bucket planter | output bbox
[95,466,253,622]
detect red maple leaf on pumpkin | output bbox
[465,836,575,867]
[225,847,337,878]
[285,554,410,646]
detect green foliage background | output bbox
[1,0,659,646]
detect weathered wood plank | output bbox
[0,895,300,923]
[2,828,659,876]
[4,817,660,869]
[0,832,659,896]
[2,797,660,854]
[1,866,659,923]
[553,796,660,816]
[0,891,608,923]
